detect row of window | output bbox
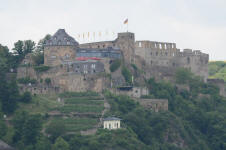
[150,52,176,57]
[138,42,175,49]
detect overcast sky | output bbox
[0,0,225,60]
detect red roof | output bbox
[76,57,101,61]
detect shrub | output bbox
[46,121,66,140]
[121,66,132,84]
[17,77,37,84]
[175,68,192,84]
[21,91,32,103]
[45,78,51,85]
[34,65,50,72]
[110,59,121,72]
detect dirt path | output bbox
[81,93,110,135]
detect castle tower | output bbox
[115,32,135,64]
[44,29,79,66]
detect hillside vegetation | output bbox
[0,43,226,150]
[208,61,226,81]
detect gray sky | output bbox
[0,0,225,60]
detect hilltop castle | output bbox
[17,29,209,95]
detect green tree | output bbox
[46,121,66,141]
[121,66,132,85]
[110,59,121,72]
[13,40,24,55]
[52,137,69,150]
[12,111,42,145]
[36,34,51,53]
[20,92,32,103]
[175,68,192,84]
[35,136,51,150]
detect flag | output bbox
[124,18,128,24]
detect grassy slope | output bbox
[208,61,226,81]
[16,92,104,133]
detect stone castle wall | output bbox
[134,41,209,81]
[136,99,168,112]
[44,46,77,66]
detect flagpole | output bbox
[127,18,128,32]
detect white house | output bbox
[103,117,121,130]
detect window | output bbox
[150,52,152,56]
[165,52,168,56]
[91,64,95,69]
[159,44,162,49]
[51,55,56,59]
[156,52,158,56]
[139,42,142,47]
[67,41,70,45]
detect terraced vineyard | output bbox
[47,92,105,134]
[17,92,105,134]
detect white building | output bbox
[103,117,121,130]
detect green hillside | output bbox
[208,61,226,81]
[1,44,226,150]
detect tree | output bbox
[110,59,121,72]
[45,78,51,85]
[12,111,42,145]
[21,91,32,103]
[36,34,51,53]
[23,40,35,54]
[175,68,192,84]
[121,66,132,85]
[12,40,24,55]
[52,137,69,150]
[35,136,51,150]
[46,121,66,141]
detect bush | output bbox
[21,91,32,103]
[110,59,121,72]
[34,65,50,72]
[175,68,192,84]
[32,52,44,66]
[18,77,37,84]
[45,78,51,85]
[46,121,66,141]
[121,66,132,84]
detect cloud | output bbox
[0,0,225,60]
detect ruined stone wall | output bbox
[44,45,77,66]
[112,87,149,98]
[137,99,168,112]
[207,79,226,97]
[134,41,209,81]
[17,64,109,94]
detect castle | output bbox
[17,29,209,96]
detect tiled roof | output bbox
[45,29,79,46]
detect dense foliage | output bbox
[121,66,133,85]
[110,59,121,72]
[34,65,50,72]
